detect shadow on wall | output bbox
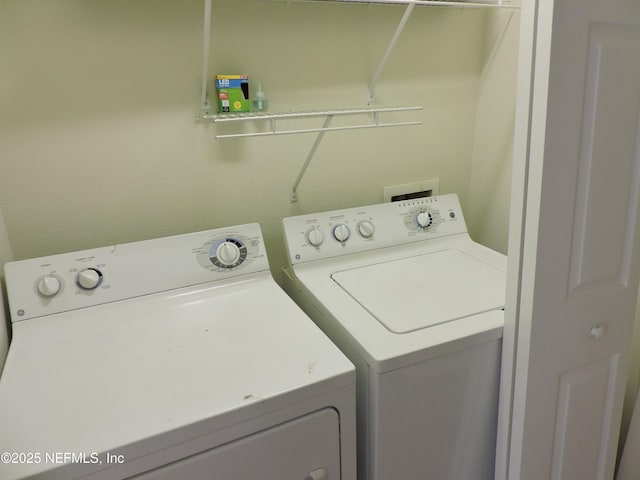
[0,208,14,375]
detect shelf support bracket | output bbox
[291,115,334,202]
[200,0,213,113]
[368,1,415,104]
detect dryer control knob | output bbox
[77,268,103,290]
[216,241,241,266]
[416,211,433,229]
[357,220,375,238]
[332,224,351,243]
[37,275,61,297]
[306,227,324,247]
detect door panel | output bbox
[569,23,640,297]
[551,355,620,480]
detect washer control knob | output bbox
[216,241,241,266]
[37,275,61,297]
[332,224,351,243]
[357,220,375,238]
[306,227,324,247]
[416,211,433,229]
[77,268,103,290]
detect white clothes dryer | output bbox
[0,223,356,480]
[282,194,506,480]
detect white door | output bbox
[499,0,640,479]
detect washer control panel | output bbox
[5,223,267,321]
[283,193,467,264]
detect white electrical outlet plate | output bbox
[383,178,440,202]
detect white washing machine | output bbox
[282,194,506,480]
[0,223,356,480]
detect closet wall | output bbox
[0,0,516,282]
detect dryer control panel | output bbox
[5,223,268,321]
[283,193,468,264]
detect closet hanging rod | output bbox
[216,121,422,139]
[273,0,520,9]
[203,105,423,122]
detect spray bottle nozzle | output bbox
[252,82,268,112]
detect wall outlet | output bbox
[383,178,440,202]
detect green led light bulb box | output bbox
[215,75,250,113]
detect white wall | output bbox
[467,9,519,254]
[0,0,492,286]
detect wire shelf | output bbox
[200,105,423,139]
[196,0,502,201]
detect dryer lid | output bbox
[331,249,506,334]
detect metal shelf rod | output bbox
[203,105,423,122]
[215,120,422,139]
[272,0,520,8]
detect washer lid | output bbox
[331,249,506,334]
